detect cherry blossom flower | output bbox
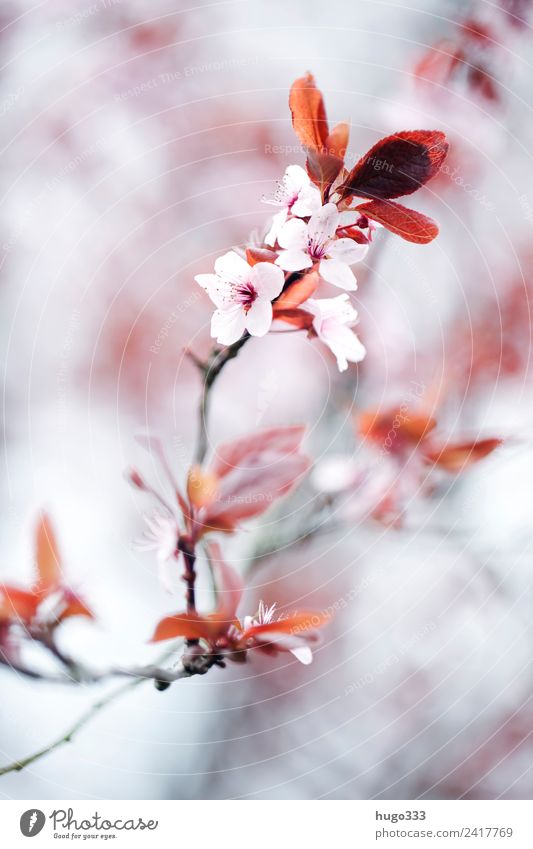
[195,251,285,345]
[275,202,368,291]
[262,164,321,247]
[151,544,330,665]
[303,294,366,371]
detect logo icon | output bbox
[20,810,46,837]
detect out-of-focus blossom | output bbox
[313,406,503,526]
[263,164,321,247]
[303,294,366,371]
[151,544,329,665]
[130,426,310,560]
[276,202,368,290]
[0,514,94,647]
[195,251,285,344]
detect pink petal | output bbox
[250,262,285,300]
[327,237,369,265]
[211,308,247,345]
[319,258,357,291]
[275,250,313,273]
[214,250,251,285]
[245,298,273,337]
[307,202,338,246]
[277,217,308,250]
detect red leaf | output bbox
[326,122,350,159]
[425,438,502,472]
[356,199,440,244]
[359,409,437,444]
[272,308,314,330]
[211,426,307,479]
[57,589,95,622]
[150,612,214,643]
[244,610,330,639]
[306,148,344,192]
[289,73,329,151]
[34,513,61,592]
[274,270,319,310]
[0,586,40,624]
[338,130,448,201]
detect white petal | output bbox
[196,274,235,310]
[244,298,273,337]
[277,217,308,250]
[265,209,288,247]
[321,323,366,370]
[327,237,369,265]
[214,250,251,286]
[291,185,322,218]
[211,308,247,345]
[319,258,357,291]
[275,249,313,273]
[250,262,285,300]
[305,294,357,326]
[307,202,339,247]
[290,645,313,664]
[285,164,311,192]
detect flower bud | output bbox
[186,465,219,509]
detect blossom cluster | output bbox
[195,73,449,371]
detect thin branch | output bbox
[188,334,250,465]
[0,677,143,777]
[0,652,194,777]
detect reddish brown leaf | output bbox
[244,610,330,638]
[338,130,448,201]
[326,122,350,159]
[289,73,329,151]
[35,513,61,592]
[356,199,439,244]
[272,308,315,330]
[306,148,344,193]
[274,270,319,310]
[211,426,307,479]
[425,438,502,472]
[150,611,213,643]
[57,589,95,622]
[246,247,277,266]
[0,586,40,624]
[359,409,436,444]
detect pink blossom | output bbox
[275,202,368,291]
[263,164,321,246]
[195,251,285,345]
[303,294,366,371]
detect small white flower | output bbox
[135,511,178,592]
[263,165,321,246]
[303,294,366,371]
[275,203,368,291]
[195,251,285,345]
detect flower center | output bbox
[234,282,258,312]
[307,236,328,260]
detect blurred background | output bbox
[1,0,533,800]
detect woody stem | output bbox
[190,333,251,466]
[177,536,197,615]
